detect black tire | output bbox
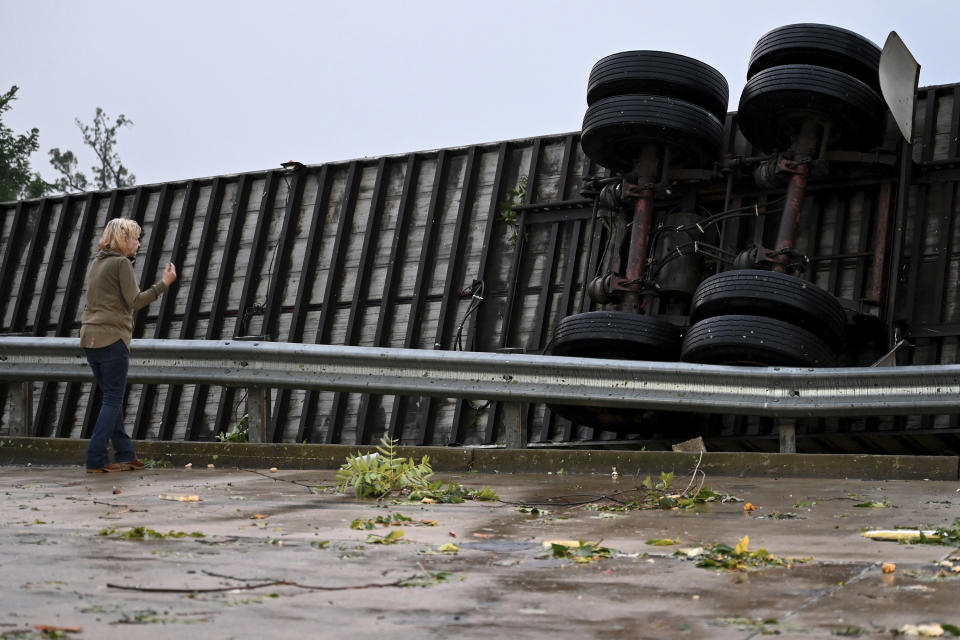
[689,269,846,351]
[747,23,882,93]
[587,51,729,121]
[681,315,838,367]
[581,95,724,171]
[547,311,683,361]
[736,64,886,152]
[546,311,687,435]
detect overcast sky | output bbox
[2,0,956,188]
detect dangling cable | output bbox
[452,279,490,411]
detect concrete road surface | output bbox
[1,463,959,639]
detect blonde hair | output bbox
[98,218,142,252]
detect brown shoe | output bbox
[86,463,129,473]
[124,459,146,470]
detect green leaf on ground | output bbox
[366,529,405,545]
[646,538,681,546]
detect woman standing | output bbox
[81,218,176,473]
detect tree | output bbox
[0,85,49,201]
[50,107,136,192]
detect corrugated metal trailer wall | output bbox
[1,83,959,452]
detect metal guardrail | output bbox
[2,337,960,450]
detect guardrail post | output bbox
[778,418,796,454]
[501,400,528,449]
[9,383,33,437]
[497,348,527,449]
[247,387,271,443]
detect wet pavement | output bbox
[1,463,959,639]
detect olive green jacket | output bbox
[80,250,168,349]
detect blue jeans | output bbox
[84,340,136,469]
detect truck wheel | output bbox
[736,64,886,152]
[546,311,686,435]
[747,23,882,93]
[587,51,729,121]
[581,95,724,171]
[689,269,846,351]
[547,311,683,361]
[681,314,838,367]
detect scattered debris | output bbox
[269,467,278,473]
[207,464,215,469]
[184,463,192,469]
[398,568,460,588]
[336,436,434,499]
[743,502,758,512]
[862,522,960,545]
[646,538,681,546]
[672,436,706,453]
[579,478,741,513]
[365,530,405,545]
[108,568,434,593]
[610,467,619,480]
[542,539,614,564]
[712,618,780,633]
[350,513,416,530]
[112,609,211,625]
[677,536,810,572]
[100,526,205,540]
[310,540,330,549]
[516,506,552,517]
[882,562,897,574]
[854,500,894,508]
[933,553,960,578]
[141,458,172,469]
[864,529,938,542]
[410,482,498,504]
[899,623,945,637]
[217,414,249,442]
[336,435,497,502]
[158,494,200,502]
[239,468,319,494]
[32,625,82,633]
[758,512,802,520]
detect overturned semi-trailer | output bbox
[1,24,958,453]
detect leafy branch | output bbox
[0,85,47,201]
[499,175,527,247]
[336,435,434,499]
[49,107,135,193]
[335,434,498,502]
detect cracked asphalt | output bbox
[1,463,959,639]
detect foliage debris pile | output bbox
[336,435,498,503]
[676,536,811,572]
